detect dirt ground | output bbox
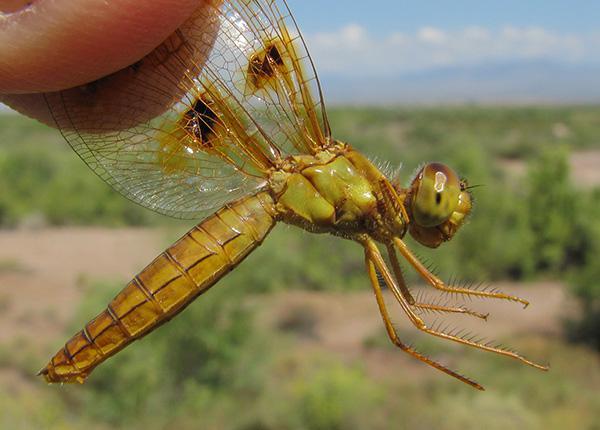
[570,150,600,188]
[499,149,600,188]
[0,228,163,346]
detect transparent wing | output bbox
[44,0,331,220]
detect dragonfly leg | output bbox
[385,244,416,305]
[364,238,549,372]
[393,237,530,308]
[412,302,489,320]
[385,244,489,321]
[364,249,485,390]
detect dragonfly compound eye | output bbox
[410,163,461,228]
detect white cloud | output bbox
[417,26,447,44]
[307,24,599,77]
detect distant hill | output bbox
[321,60,600,105]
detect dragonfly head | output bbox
[405,163,472,248]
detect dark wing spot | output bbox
[266,45,284,67]
[436,192,442,205]
[246,42,287,93]
[157,93,224,174]
[182,96,220,149]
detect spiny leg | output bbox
[377,266,488,320]
[385,244,489,321]
[413,301,489,321]
[365,252,485,391]
[393,237,530,308]
[365,238,549,371]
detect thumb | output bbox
[0,0,202,93]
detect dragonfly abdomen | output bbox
[39,192,276,384]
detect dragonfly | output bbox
[18,0,547,390]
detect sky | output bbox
[285,0,600,103]
[287,0,600,75]
[290,0,600,35]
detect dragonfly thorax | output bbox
[269,146,411,241]
[270,148,376,231]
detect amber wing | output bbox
[44,0,331,220]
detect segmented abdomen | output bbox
[40,192,276,383]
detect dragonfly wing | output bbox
[43,0,331,220]
[215,0,332,153]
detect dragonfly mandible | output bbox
[10,0,547,390]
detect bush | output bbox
[0,116,159,227]
[526,149,583,272]
[567,190,600,350]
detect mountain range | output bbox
[320,60,600,105]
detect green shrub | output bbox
[567,190,600,350]
[526,148,581,272]
[0,116,158,227]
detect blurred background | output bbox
[1,1,599,429]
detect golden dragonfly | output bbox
[8,0,547,390]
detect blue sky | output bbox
[282,1,600,102]
[292,2,600,75]
[290,0,600,35]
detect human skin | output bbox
[0,0,203,93]
[0,0,208,124]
